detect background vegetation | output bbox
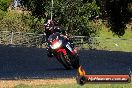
[0,0,132,37]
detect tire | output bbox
[71,54,80,69]
[56,52,72,70]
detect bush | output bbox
[0,10,45,33]
[0,11,30,32]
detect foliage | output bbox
[21,14,45,33]
[20,0,46,19]
[0,11,29,32]
[0,0,131,36]
[54,0,101,36]
[0,0,12,20]
[0,0,12,11]
[0,9,6,20]
[0,11,45,33]
[97,0,132,36]
[21,0,101,36]
[0,0,45,33]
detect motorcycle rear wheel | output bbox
[69,54,80,69]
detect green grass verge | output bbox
[82,38,132,52]
[81,27,132,52]
[99,29,132,39]
[98,29,132,52]
[14,83,132,88]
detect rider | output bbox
[44,19,69,57]
[44,19,67,40]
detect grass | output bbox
[81,26,132,52]
[99,28,132,39]
[14,83,132,88]
[98,28,132,52]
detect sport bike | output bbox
[48,32,80,69]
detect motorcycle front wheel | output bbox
[56,52,72,70]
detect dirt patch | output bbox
[0,78,76,88]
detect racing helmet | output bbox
[45,19,54,30]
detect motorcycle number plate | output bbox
[66,44,72,52]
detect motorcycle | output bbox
[48,32,80,69]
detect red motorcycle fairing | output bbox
[57,48,67,56]
[57,47,77,56]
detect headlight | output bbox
[50,40,62,49]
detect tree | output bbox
[21,0,101,36]
[0,11,29,32]
[20,0,47,19]
[96,0,132,36]
[0,0,12,11]
[0,0,12,19]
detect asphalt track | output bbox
[0,45,132,80]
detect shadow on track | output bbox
[0,45,132,80]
